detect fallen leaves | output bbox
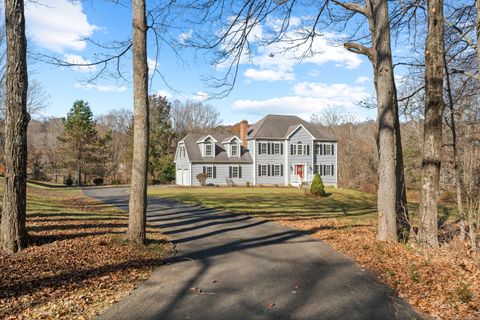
[271,217,480,319]
[0,187,172,319]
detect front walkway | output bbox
[84,187,420,320]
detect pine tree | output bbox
[310,174,326,197]
[57,100,98,186]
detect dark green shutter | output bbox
[267,143,271,154]
[307,145,310,155]
[239,166,242,178]
[229,166,232,178]
[331,164,334,176]
[280,143,284,154]
[281,165,284,176]
[258,164,262,176]
[203,166,206,174]
[332,144,335,155]
[290,144,294,155]
[267,165,271,176]
[213,166,217,178]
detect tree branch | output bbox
[344,41,374,60]
[331,0,368,17]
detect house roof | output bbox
[180,133,253,163]
[247,114,336,141]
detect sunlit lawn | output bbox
[148,186,379,220]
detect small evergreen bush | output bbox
[65,175,74,187]
[310,174,326,197]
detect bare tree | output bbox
[417,0,445,249]
[127,0,149,245]
[1,0,30,253]
[171,100,221,137]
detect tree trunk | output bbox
[127,0,149,245]
[1,0,30,253]
[372,0,399,242]
[443,52,465,240]
[418,0,444,249]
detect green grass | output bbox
[148,186,378,219]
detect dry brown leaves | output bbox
[0,189,172,319]
[271,217,480,320]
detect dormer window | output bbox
[205,142,213,157]
[231,144,239,157]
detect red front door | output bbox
[295,165,304,179]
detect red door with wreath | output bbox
[295,165,304,179]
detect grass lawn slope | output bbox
[150,186,480,319]
[0,185,171,320]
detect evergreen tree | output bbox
[310,174,326,197]
[57,100,98,186]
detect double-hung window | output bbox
[315,164,335,176]
[273,143,281,154]
[205,166,213,178]
[232,166,239,178]
[259,142,268,155]
[273,164,281,176]
[231,144,239,157]
[205,143,213,157]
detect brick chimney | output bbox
[239,120,248,147]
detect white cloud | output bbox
[156,90,172,98]
[178,30,193,44]
[193,91,209,101]
[148,58,158,73]
[355,76,370,84]
[244,68,294,81]
[64,54,96,73]
[74,83,126,93]
[216,17,363,82]
[25,0,98,52]
[308,70,320,77]
[232,81,370,118]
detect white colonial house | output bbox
[174,114,337,187]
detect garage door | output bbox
[182,169,190,186]
[176,170,182,185]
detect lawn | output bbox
[149,186,378,220]
[149,186,479,319]
[0,184,171,320]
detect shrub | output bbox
[196,173,207,186]
[65,175,74,187]
[93,178,104,186]
[310,174,326,197]
[111,179,122,185]
[151,179,161,185]
[245,181,251,187]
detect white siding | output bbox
[191,163,253,186]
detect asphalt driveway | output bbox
[84,187,421,320]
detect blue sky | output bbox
[18,0,379,125]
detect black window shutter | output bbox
[331,164,334,176]
[281,165,284,176]
[229,166,232,178]
[290,144,294,155]
[314,165,318,174]
[258,164,262,176]
[267,165,271,176]
[258,143,262,155]
[280,143,284,154]
[239,166,242,178]
[267,143,271,154]
[332,144,335,155]
[213,166,217,178]
[203,166,206,174]
[307,145,310,155]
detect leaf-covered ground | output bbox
[150,186,478,319]
[0,186,172,319]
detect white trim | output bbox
[253,141,257,186]
[196,134,218,144]
[285,124,316,140]
[284,139,288,186]
[291,163,308,186]
[221,135,241,144]
[189,162,192,186]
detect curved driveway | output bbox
[84,187,421,320]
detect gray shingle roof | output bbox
[181,133,253,163]
[247,114,336,141]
